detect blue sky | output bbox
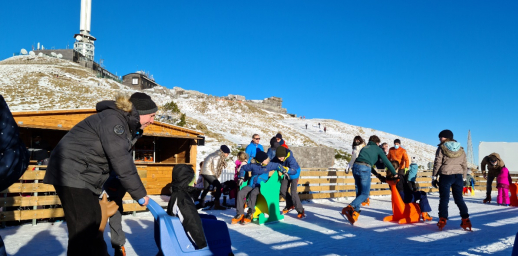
[1,1,517,163]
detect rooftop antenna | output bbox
[29,51,36,56]
[20,49,28,55]
[57,53,63,59]
[467,130,475,168]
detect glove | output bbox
[376,174,386,183]
[432,176,439,189]
[238,178,244,187]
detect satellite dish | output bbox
[20,49,28,55]
[76,35,83,41]
[57,53,63,59]
[29,51,35,56]
[51,52,57,57]
[37,53,44,57]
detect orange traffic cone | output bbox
[510,183,518,207]
[383,179,421,224]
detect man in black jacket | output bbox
[43,92,157,256]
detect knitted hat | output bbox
[276,133,282,139]
[438,130,454,140]
[394,139,401,144]
[276,146,287,158]
[220,145,230,154]
[254,149,268,163]
[129,92,158,115]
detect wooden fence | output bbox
[473,172,518,191]
[296,168,437,200]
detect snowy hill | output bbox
[0,55,436,166]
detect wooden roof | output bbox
[12,109,203,139]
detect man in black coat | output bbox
[0,95,30,256]
[43,92,157,256]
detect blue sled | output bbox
[146,199,234,256]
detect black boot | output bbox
[113,245,126,256]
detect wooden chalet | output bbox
[0,109,203,223]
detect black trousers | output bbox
[104,177,127,247]
[55,185,109,256]
[199,175,222,203]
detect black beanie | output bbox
[276,133,282,139]
[276,146,287,158]
[254,149,268,163]
[220,145,230,154]
[438,130,454,140]
[394,139,401,144]
[129,92,158,115]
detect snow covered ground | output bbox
[1,192,516,256]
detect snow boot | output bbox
[231,214,244,224]
[342,205,360,225]
[113,245,126,256]
[282,206,295,215]
[361,198,370,207]
[422,212,433,222]
[297,210,306,219]
[483,196,491,204]
[461,218,472,231]
[242,213,253,224]
[437,217,447,231]
[213,200,227,210]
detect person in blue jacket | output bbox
[272,147,306,219]
[245,134,264,163]
[231,149,283,224]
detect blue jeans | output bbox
[438,174,469,219]
[350,163,372,211]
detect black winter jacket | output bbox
[43,97,146,200]
[0,95,29,191]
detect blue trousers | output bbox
[438,174,469,219]
[399,190,432,212]
[350,163,372,211]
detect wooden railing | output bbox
[473,172,518,191]
[296,168,438,200]
[0,165,147,223]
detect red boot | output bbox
[461,218,472,231]
[437,217,447,231]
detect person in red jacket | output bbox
[387,139,410,170]
[276,133,289,149]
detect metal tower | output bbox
[73,0,96,62]
[467,130,475,168]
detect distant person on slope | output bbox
[388,139,410,171]
[324,127,327,133]
[480,153,506,204]
[341,135,396,225]
[347,136,366,174]
[267,137,280,160]
[432,130,471,231]
[199,145,230,210]
[276,133,289,149]
[305,124,308,129]
[245,134,264,163]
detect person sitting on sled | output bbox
[232,149,284,224]
[385,160,433,221]
[463,169,476,196]
[167,164,208,249]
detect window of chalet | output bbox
[132,78,138,85]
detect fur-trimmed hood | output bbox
[440,141,465,158]
[95,94,141,136]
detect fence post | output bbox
[1,192,6,228]
[132,200,136,217]
[32,166,39,226]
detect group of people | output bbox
[342,130,473,231]
[192,133,306,225]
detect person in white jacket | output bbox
[348,136,366,174]
[199,145,230,210]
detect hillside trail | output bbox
[280,118,346,151]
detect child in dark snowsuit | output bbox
[272,147,306,218]
[390,161,432,221]
[232,150,283,224]
[167,164,207,249]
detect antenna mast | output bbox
[467,130,476,168]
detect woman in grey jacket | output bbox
[198,145,230,210]
[432,130,471,231]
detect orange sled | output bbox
[383,179,422,224]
